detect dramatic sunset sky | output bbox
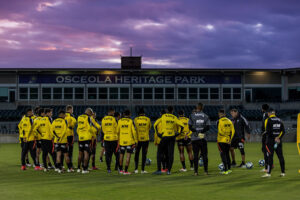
[0,0,300,69]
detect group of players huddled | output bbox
[18,103,286,177]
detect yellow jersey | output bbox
[134,115,151,142]
[101,115,118,141]
[20,116,35,142]
[34,116,53,141]
[154,117,163,145]
[52,117,68,143]
[77,114,93,141]
[154,113,184,137]
[117,117,137,146]
[65,112,77,137]
[176,117,192,140]
[33,116,42,140]
[90,118,101,140]
[217,117,235,143]
[18,115,25,140]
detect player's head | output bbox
[261,104,269,112]
[138,108,145,116]
[26,108,33,116]
[114,112,121,119]
[34,106,40,116]
[123,109,131,117]
[38,108,45,117]
[66,105,73,113]
[167,106,174,114]
[218,109,226,118]
[230,108,239,118]
[196,102,204,111]
[58,110,66,118]
[85,108,93,116]
[267,108,275,116]
[45,108,53,117]
[108,108,115,116]
[160,109,166,116]
[178,110,184,117]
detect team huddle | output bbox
[18,103,286,177]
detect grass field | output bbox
[0,142,299,200]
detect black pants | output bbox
[262,134,268,169]
[67,136,74,166]
[218,143,231,171]
[266,140,285,174]
[104,140,119,170]
[134,141,149,171]
[41,140,56,169]
[21,141,37,166]
[192,139,208,173]
[156,142,167,171]
[160,136,176,172]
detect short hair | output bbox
[262,104,269,111]
[26,108,33,114]
[197,103,204,111]
[123,109,131,116]
[38,108,45,116]
[66,105,73,111]
[108,108,115,113]
[178,110,184,116]
[218,109,225,114]
[267,107,275,113]
[114,112,120,118]
[230,108,238,113]
[58,110,66,115]
[167,106,173,113]
[34,106,40,115]
[45,108,52,114]
[138,108,145,115]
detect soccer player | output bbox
[176,110,194,172]
[102,108,119,173]
[217,109,235,175]
[20,108,40,170]
[77,108,94,174]
[153,109,167,175]
[52,110,74,173]
[34,108,56,171]
[117,110,137,175]
[230,109,251,168]
[90,112,101,170]
[134,108,151,174]
[189,103,210,176]
[33,107,42,168]
[262,108,285,178]
[18,113,31,167]
[65,105,77,168]
[154,106,184,175]
[261,104,269,172]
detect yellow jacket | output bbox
[217,117,235,143]
[90,118,101,140]
[77,114,93,141]
[52,117,68,143]
[154,114,184,137]
[65,112,77,137]
[33,116,42,140]
[101,115,118,141]
[154,117,162,145]
[18,115,25,140]
[176,117,192,140]
[117,117,137,146]
[20,116,35,142]
[134,115,151,142]
[33,116,53,141]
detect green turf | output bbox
[0,142,299,200]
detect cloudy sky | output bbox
[0,0,300,69]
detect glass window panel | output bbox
[19,88,28,99]
[155,88,163,99]
[189,88,198,99]
[120,88,129,99]
[210,88,219,99]
[88,88,97,100]
[199,88,208,99]
[75,88,84,99]
[98,88,108,99]
[178,88,187,99]
[64,88,73,99]
[144,88,153,99]
[109,87,118,99]
[53,88,62,99]
[165,88,174,99]
[133,88,142,99]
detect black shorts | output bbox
[55,143,68,153]
[119,145,134,154]
[231,138,245,149]
[79,140,91,152]
[177,138,192,147]
[36,140,42,148]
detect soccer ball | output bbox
[246,162,253,169]
[199,157,204,167]
[258,159,265,167]
[146,158,152,166]
[218,163,224,171]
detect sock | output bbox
[92,161,95,168]
[181,161,186,169]
[67,162,72,169]
[241,161,245,165]
[48,163,52,167]
[119,165,123,171]
[190,160,194,168]
[125,166,128,172]
[100,157,103,161]
[58,163,62,170]
[26,159,30,164]
[77,164,81,169]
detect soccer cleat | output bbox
[107,169,112,173]
[204,172,209,175]
[167,171,171,175]
[220,171,228,175]
[82,170,89,174]
[77,169,81,173]
[280,173,285,177]
[26,163,32,167]
[92,167,99,170]
[55,168,59,172]
[141,171,148,174]
[67,169,74,173]
[34,166,42,171]
[179,168,187,172]
[227,170,232,174]
[190,167,194,171]
[58,169,62,174]
[194,173,199,176]
[21,165,26,170]
[161,169,168,173]
[44,168,48,172]
[262,173,271,178]
[99,157,103,163]
[231,161,236,167]
[152,171,162,175]
[123,172,131,175]
[238,163,246,168]
[134,169,139,174]
[119,170,124,174]
[260,169,268,173]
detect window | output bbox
[42,88,51,99]
[109,88,118,99]
[88,88,97,100]
[53,88,62,99]
[210,88,219,100]
[120,88,129,99]
[155,88,163,99]
[30,88,38,100]
[233,88,241,99]
[64,88,73,99]
[144,88,153,99]
[98,88,108,99]
[189,88,198,99]
[289,87,300,101]
[223,88,231,100]
[178,88,187,99]
[133,88,142,99]
[199,88,208,99]
[0,88,8,102]
[19,88,28,99]
[75,88,84,99]
[165,88,174,99]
